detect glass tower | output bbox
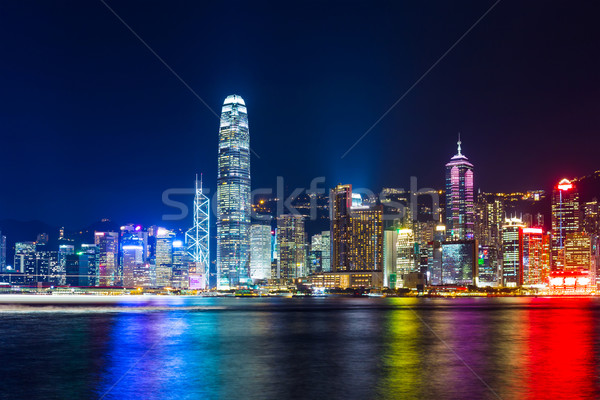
[217,94,251,288]
[551,178,580,269]
[445,136,474,240]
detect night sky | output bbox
[1,1,599,229]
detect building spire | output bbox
[457,132,462,156]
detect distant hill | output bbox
[574,170,600,203]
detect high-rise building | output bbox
[249,224,272,281]
[155,228,175,288]
[478,245,499,285]
[521,227,550,286]
[582,199,599,236]
[78,244,99,286]
[95,232,119,286]
[308,233,324,275]
[502,217,525,287]
[427,225,446,285]
[120,226,149,288]
[35,249,58,285]
[186,176,210,289]
[330,184,383,272]
[445,136,474,240]
[277,215,306,280]
[349,206,384,271]
[441,240,478,285]
[15,242,36,284]
[0,232,6,273]
[64,253,80,287]
[320,231,331,272]
[171,240,189,289]
[217,94,251,289]
[551,178,580,268]
[474,193,504,249]
[396,227,416,275]
[330,184,353,271]
[564,232,592,271]
[383,228,398,288]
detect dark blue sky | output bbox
[1,1,599,228]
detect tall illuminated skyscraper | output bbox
[330,184,353,271]
[502,217,525,287]
[445,136,474,240]
[551,178,580,268]
[521,227,550,286]
[94,231,119,286]
[249,224,272,281]
[186,176,210,289]
[217,94,251,288]
[330,184,383,272]
[277,215,306,280]
[155,227,175,288]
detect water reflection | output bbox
[376,298,421,398]
[524,298,598,399]
[2,297,600,399]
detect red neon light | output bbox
[557,179,573,191]
[522,228,543,234]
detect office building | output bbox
[249,224,272,281]
[79,244,99,286]
[155,228,175,288]
[445,136,475,240]
[95,231,119,286]
[441,240,478,285]
[551,179,580,268]
[521,227,550,286]
[330,184,383,272]
[217,94,251,289]
[502,217,525,287]
[277,214,306,280]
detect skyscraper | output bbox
[186,177,210,289]
[95,232,119,286]
[330,184,383,272]
[0,232,6,273]
[155,227,175,288]
[78,244,99,286]
[171,240,189,289]
[502,217,525,287]
[445,136,474,240]
[521,227,550,286]
[120,225,149,288]
[330,184,353,271]
[349,206,384,271]
[277,215,306,280]
[551,178,580,268]
[383,228,398,288]
[249,224,272,281]
[396,227,416,276]
[217,94,251,289]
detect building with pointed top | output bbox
[217,95,251,288]
[445,135,474,240]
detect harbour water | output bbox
[1,296,599,399]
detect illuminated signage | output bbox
[522,228,543,234]
[557,178,573,191]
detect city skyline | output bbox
[2,2,600,228]
[3,3,600,399]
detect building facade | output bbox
[95,231,119,286]
[551,179,580,268]
[277,215,306,280]
[217,94,251,288]
[249,224,272,281]
[445,137,474,240]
